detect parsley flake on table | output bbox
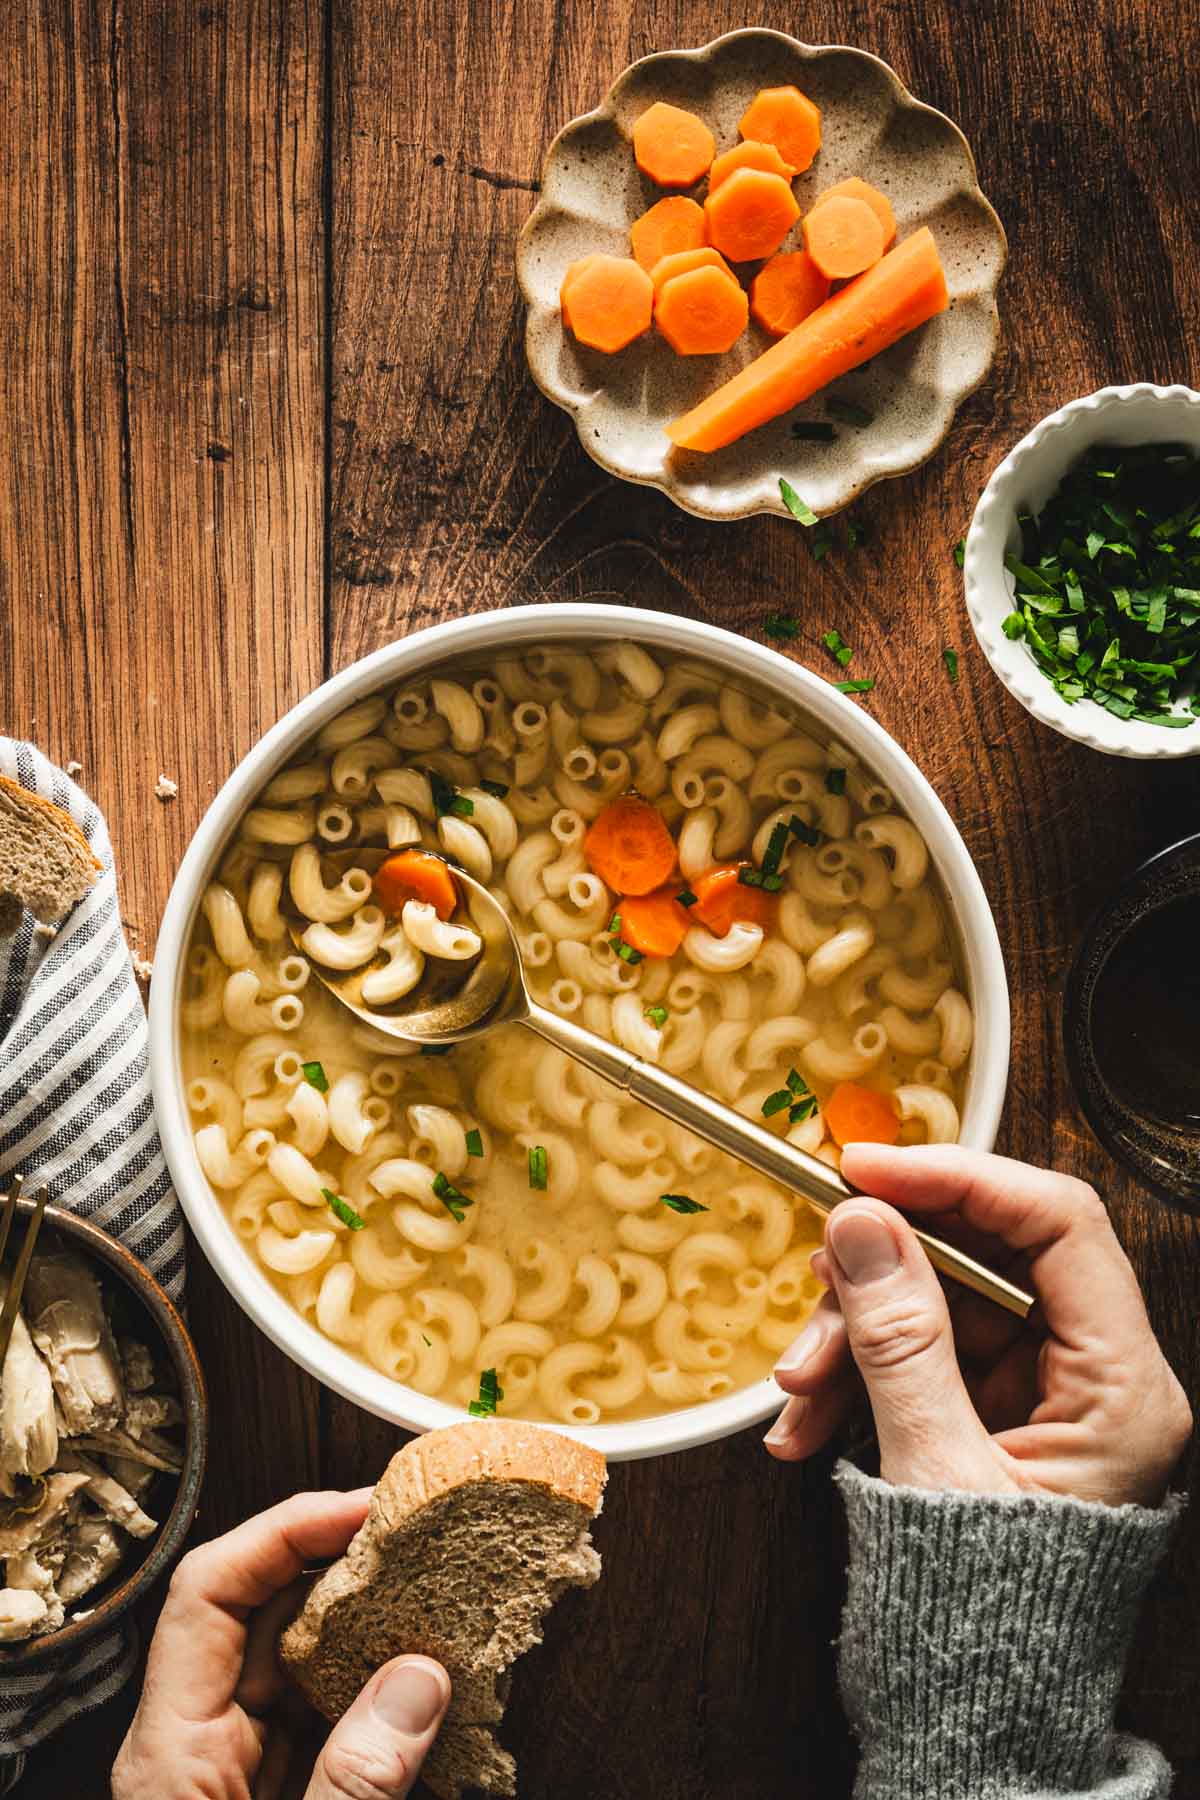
[943,647,960,683]
[953,538,966,568]
[1001,443,1200,726]
[822,628,853,667]
[836,677,876,695]
[763,613,800,642]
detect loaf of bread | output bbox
[0,775,100,934]
[280,1420,607,1798]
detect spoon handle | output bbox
[521,1002,1032,1321]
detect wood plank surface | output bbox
[3,0,1200,1795]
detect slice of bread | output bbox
[0,775,100,933]
[280,1420,607,1798]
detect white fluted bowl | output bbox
[964,384,1200,759]
[149,605,1010,1461]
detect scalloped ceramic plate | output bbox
[964,383,1200,759]
[516,29,1006,520]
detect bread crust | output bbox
[0,775,101,873]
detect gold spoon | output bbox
[291,869,1033,1319]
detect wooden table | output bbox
[3,2,1199,1795]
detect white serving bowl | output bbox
[964,383,1200,759]
[149,605,1010,1462]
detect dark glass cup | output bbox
[1063,834,1200,1214]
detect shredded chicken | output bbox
[154,774,178,801]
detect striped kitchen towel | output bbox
[0,741,185,1779]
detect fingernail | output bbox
[763,1398,807,1446]
[774,1318,825,1377]
[373,1660,446,1734]
[828,1209,901,1285]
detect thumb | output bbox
[305,1656,450,1800]
[824,1198,994,1491]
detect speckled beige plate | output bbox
[517,29,1006,520]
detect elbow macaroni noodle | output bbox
[182,642,974,1423]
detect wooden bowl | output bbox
[0,1197,207,1666]
[516,27,1007,520]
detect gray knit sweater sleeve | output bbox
[834,1463,1182,1799]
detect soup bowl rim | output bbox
[148,603,1010,1461]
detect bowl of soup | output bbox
[148,605,1009,1460]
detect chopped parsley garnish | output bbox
[761,821,789,875]
[826,397,874,427]
[763,612,800,642]
[846,522,866,549]
[468,1367,503,1417]
[943,647,960,683]
[480,778,509,798]
[614,941,643,964]
[822,628,854,667]
[432,1171,473,1223]
[998,443,1200,726]
[465,1128,484,1158]
[761,1089,793,1118]
[301,1060,329,1093]
[825,767,847,794]
[788,814,820,848]
[321,1187,365,1232]
[779,479,819,526]
[426,768,458,816]
[609,912,621,934]
[676,886,698,908]
[791,420,837,442]
[528,1145,549,1191]
[644,1005,668,1027]
[764,1070,817,1124]
[421,1333,432,1347]
[660,1194,708,1214]
[739,866,782,892]
[836,678,876,695]
[810,527,835,561]
[449,793,475,818]
[953,538,966,569]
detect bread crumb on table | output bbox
[154,774,178,801]
[132,956,153,982]
[66,759,83,777]
[34,922,58,941]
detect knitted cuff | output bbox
[834,1462,1182,1800]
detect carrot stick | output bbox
[824,1082,900,1148]
[689,863,777,935]
[632,101,715,189]
[560,255,653,353]
[656,264,749,356]
[666,227,949,452]
[374,851,457,921]
[584,796,677,895]
[803,194,885,280]
[738,86,821,175]
[704,166,800,264]
[750,251,830,337]
[631,196,706,272]
[650,246,734,296]
[709,139,796,188]
[810,177,896,248]
[618,888,692,957]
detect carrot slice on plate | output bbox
[709,138,796,188]
[618,887,692,957]
[649,246,734,297]
[704,166,800,263]
[823,1082,900,1148]
[803,194,885,280]
[689,863,777,935]
[374,851,457,920]
[584,795,677,895]
[630,196,707,271]
[809,176,896,248]
[656,264,749,355]
[633,101,716,188]
[739,86,821,175]
[559,255,653,352]
[750,250,830,336]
